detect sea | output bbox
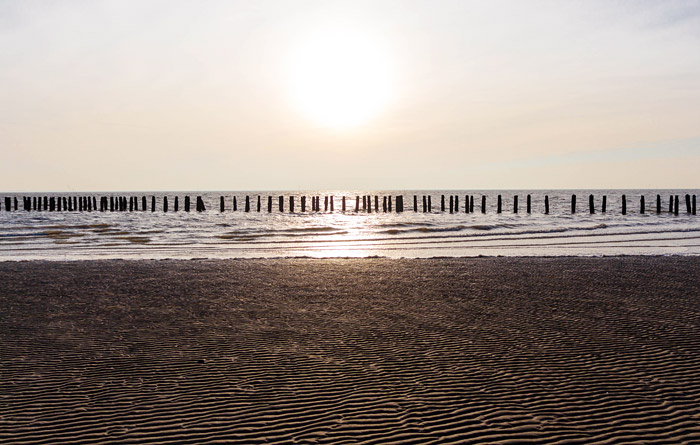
[1,190,698,260]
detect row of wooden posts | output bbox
[1,194,697,215]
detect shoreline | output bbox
[2,256,700,443]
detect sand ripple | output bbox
[1,257,700,443]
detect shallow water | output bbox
[1,190,698,260]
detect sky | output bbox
[1,0,699,192]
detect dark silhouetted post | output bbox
[367,195,372,212]
[465,195,469,213]
[164,196,169,212]
[185,196,191,212]
[49,197,55,211]
[4,197,10,211]
[92,197,96,210]
[325,196,329,212]
[58,197,63,211]
[589,194,594,214]
[571,194,576,214]
[388,196,393,212]
[422,196,426,213]
[455,196,459,212]
[640,196,645,214]
[481,195,486,214]
[342,196,346,212]
[674,195,679,215]
[414,195,418,212]
[355,196,359,212]
[686,194,691,213]
[514,195,518,214]
[374,196,378,212]
[656,195,661,214]
[545,196,549,214]
[140,196,145,211]
[330,196,334,211]
[301,196,306,212]
[245,196,250,212]
[279,196,284,212]
[233,197,237,211]
[220,196,225,212]
[268,196,272,212]
[110,197,114,211]
[197,196,206,212]
[257,196,261,212]
[621,195,626,215]
[290,196,295,213]
[526,195,531,214]
[449,195,454,213]
[129,197,133,212]
[470,196,474,213]
[151,196,156,212]
[497,195,502,213]
[693,195,697,215]
[428,196,432,212]
[602,196,607,213]
[441,195,445,212]
[174,196,179,212]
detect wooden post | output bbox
[602,196,607,213]
[588,194,594,214]
[686,194,691,213]
[513,195,518,213]
[163,196,168,212]
[441,195,445,212]
[342,196,346,212]
[397,196,403,213]
[197,196,206,212]
[383,196,388,212]
[330,196,334,211]
[455,196,459,212]
[140,196,145,211]
[220,196,225,212]
[4,197,10,211]
[49,197,55,211]
[63,197,68,211]
[621,195,626,215]
[279,196,284,212]
[422,196,426,213]
[497,195,502,213]
[325,196,329,212]
[571,194,576,214]
[245,196,250,212]
[470,196,474,213]
[428,196,432,212]
[449,195,454,213]
[693,195,697,215]
[640,196,645,214]
[674,195,679,215]
[526,195,531,214]
[174,196,179,212]
[465,195,469,213]
[355,196,359,212]
[128,197,133,212]
[151,196,156,212]
[301,196,306,212]
[388,196,393,212]
[257,196,261,212]
[481,195,486,214]
[367,195,372,212]
[92,197,97,210]
[58,197,63,212]
[545,195,549,214]
[656,194,661,214]
[268,196,272,212]
[185,196,191,212]
[233,197,237,211]
[290,196,294,213]
[414,195,418,212]
[374,196,378,213]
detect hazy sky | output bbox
[1,0,699,191]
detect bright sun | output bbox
[289,28,393,129]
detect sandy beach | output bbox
[1,256,700,444]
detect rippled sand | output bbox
[2,257,700,444]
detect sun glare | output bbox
[289,28,393,129]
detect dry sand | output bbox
[1,257,700,444]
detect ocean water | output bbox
[0,190,698,260]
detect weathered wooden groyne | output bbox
[1,194,697,216]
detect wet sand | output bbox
[1,257,700,444]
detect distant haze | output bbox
[1,0,699,192]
